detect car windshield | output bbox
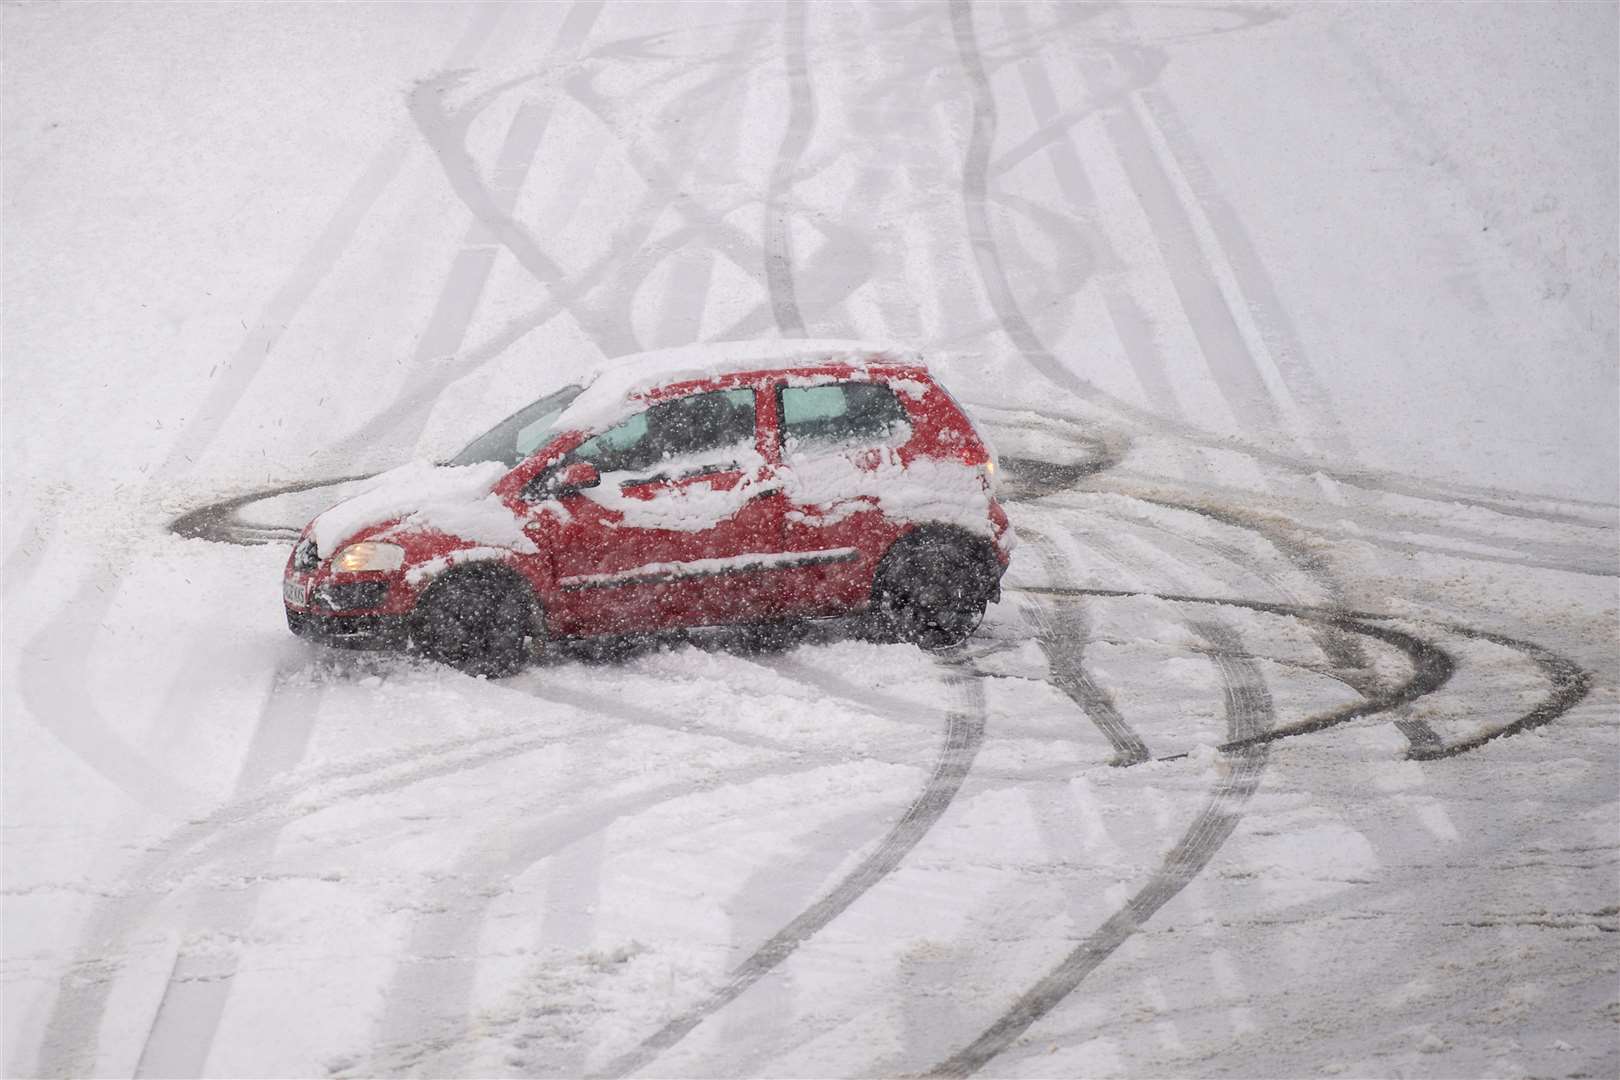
[447,385,585,467]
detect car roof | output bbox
[555,339,928,431]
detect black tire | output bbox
[868,532,996,650]
[411,568,537,677]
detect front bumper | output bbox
[286,606,410,650]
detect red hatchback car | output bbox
[283,342,1015,674]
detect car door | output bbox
[772,379,913,616]
[529,386,786,636]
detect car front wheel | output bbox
[411,567,537,677]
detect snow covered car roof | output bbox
[554,339,925,432]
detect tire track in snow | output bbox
[364,22,815,1062]
[1076,495,1381,680]
[9,32,508,1043]
[1017,586,1452,756]
[554,25,784,324]
[920,590,1591,1075]
[646,1,1091,346]
[361,640,989,1076]
[731,611,1275,1079]
[947,0,1279,457]
[1132,77,1352,459]
[591,671,985,1078]
[1015,585,1589,760]
[360,660,938,1074]
[905,401,1435,1076]
[329,1,613,463]
[763,0,812,337]
[959,204,1450,750]
[94,4,1600,1075]
[952,2,1616,534]
[925,617,1273,1078]
[1076,40,1294,439]
[1403,626,1593,761]
[948,0,1122,423]
[362,758,834,1077]
[102,11,600,1073]
[1037,1,1581,758]
[170,472,373,545]
[1115,495,1446,751]
[152,0,504,482]
[990,393,1430,750]
[28,680,654,1078]
[94,38,784,1068]
[1022,531,1151,766]
[339,12,781,458]
[958,6,1394,730]
[9,10,485,812]
[993,400,1615,581]
[130,672,326,1078]
[15,26,532,1069]
[34,665,322,1078]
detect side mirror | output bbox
[551,460,601,494]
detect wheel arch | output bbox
[874,523,1001,593]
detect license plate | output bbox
[283,576,310,606]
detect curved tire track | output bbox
[1012,585,1589,759]
[591,671,986,1079]
[1022,531,1151,766]
[920,586,1590,1076]
[925,618,1271,1078]
[951,0,1617,536]
[764,0,813,337]
[30,686,660,1078]
[363,757,836,1077]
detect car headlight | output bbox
[331,542,405,573]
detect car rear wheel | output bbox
[868,532,995,650]
[412,567,537,677]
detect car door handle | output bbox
[682,462,741,480]
[622,462,741,489]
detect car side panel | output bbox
[523,380,793,637]
[533,469,787,637]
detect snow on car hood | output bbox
[309,460,534,555]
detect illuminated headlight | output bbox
[331,542,405,573]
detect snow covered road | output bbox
[4,2,1616,1077]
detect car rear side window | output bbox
[780,381,907,446]
[573,387,755,475]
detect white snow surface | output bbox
[3,4,1616,1080]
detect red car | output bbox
[283,342,1015,674]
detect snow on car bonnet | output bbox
[309,460,533,554]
